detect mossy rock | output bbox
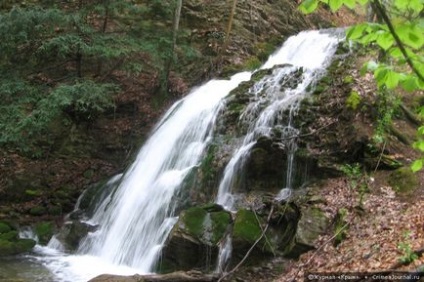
[0,222,12,234]
[0,238,36,256]
[29,206,47,216]
[56,221,97,250]
[160,204,231,273]
[289,205,330,258]
[178,205,231,245]
[0,231,19,241]
[388,167,419,194]
[35,221,55,245]
[233,209,262,244]
[232,209,275,255]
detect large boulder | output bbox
[231,202,300,264]
[159,204,232,273]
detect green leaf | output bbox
[414,140,424,151]
[356,0,369,5]
[344,0,356,9]
[376,32,394,50]
[400,76,419,92]
[394,0,408,10]
[385,70,400,89]
[329,0,343,11]
[411,159,423,172]
[418,126,424,135]
[388,47,403,59]
[299,0,319,14]
[374,67,388,87]
[396,23,424,50]
[347,23,367,40]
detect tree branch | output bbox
[372,0,424,82]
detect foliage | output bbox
[299,0,424,170]
[346,90,361,109]
[397,230,419,264]
[0,1,197,154]
[340,163,368,207]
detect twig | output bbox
[253,208,275,255]
[218,205,275,282]
[374,140,387,173]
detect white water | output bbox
[17,29,343,282]
[216,29,343,210]
[214,29,343,271]
[28,71,252,282]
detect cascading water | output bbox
[76,71,253,272]
[12,29,343,282]
[216,29,343,210]
[214,29,343,272]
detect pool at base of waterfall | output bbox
[0,245,143,282]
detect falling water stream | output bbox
[1,29,343,282]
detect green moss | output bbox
[243,56,261,70]
[233,209,262,243]
[346,91,361,110]
[35,221,54,245]
[15,238,36,252]
[210,211,231,244]
[343,75,354,84]
[0,238,35,256]
[0,222,12,234]
[29,206,47,216]
[251,68,273,82]
[388,167,419,194]
[255,42,278,61]
[0,239,14,255]
[180,207,207,238]
[200,145,217,184]
[333,208,348,246]
[0,231,18,241]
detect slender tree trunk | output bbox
[97,1,110,76]
[163,0,183,93]
[161,0,183,93]
[215,0,237,73]
[223,0,238,53]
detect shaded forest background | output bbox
[0,0,339,222]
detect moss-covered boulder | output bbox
[0,221,36,256]
[388,167,419,194]
[159,204,232,273]
[288,205,330,258]
[34,221,55,245]
[231,203,300,264]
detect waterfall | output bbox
[76,71,253,273]
[214,29,343,271]
[32,29,344,282]
[216,29,343,210]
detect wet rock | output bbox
[55,220,97,251]
[0,221,36,256]
[159,205,232,273]
[231,203,300,264]
[34,221,55,245]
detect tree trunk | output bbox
[163,0,183,93]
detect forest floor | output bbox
[274,174,424,282]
